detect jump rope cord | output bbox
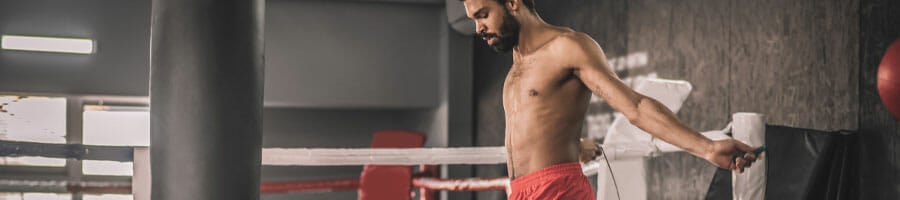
[595,121,747,200]
[598,145,621,200]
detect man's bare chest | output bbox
[502,61,574,108]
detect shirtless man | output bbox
[460,0,761,199]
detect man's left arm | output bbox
[563,33,758,171]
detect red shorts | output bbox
[509,162,595,200]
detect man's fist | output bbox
[703,139,761,173]
[579,138,601,163]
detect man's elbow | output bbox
[623,97,647,125]
[624,95,661,126]
[625,110,643,126]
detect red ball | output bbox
[878,38,900,120]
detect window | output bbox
[0,97,145,200]
[0,96,66,166]
[82,105,149,176]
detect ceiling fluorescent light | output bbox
[1,35,95,54]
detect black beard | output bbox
[482,9,520,53]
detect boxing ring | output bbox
[0,121,763,200]
[0,79,768,200]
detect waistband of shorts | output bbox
[510,162,583,188]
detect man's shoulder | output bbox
[546,31,602,63]
[553,31,599,51]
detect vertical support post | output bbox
[66,98,84,200]
[133,147,151,200]
[732,113,766,200]
[419,165,440,200]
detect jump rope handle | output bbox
[733,145,766,162]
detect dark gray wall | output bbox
[473,0,873,199]
[858,0,900,198]
[439,8,478,200]
[0,0,446,109]
[0,0,151,96]
[265,0,443,108]
[472,34,510,199]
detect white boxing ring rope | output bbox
[261,130,733,173]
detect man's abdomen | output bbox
[506,121,582,178]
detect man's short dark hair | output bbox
[461,0,536,11]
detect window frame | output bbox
[0,95,147,200]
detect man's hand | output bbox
[704,139,761,173]
[579,138,601,163]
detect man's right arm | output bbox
[563,32,758,171]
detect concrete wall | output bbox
[535,0,859,136]
[858,0,900,198]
